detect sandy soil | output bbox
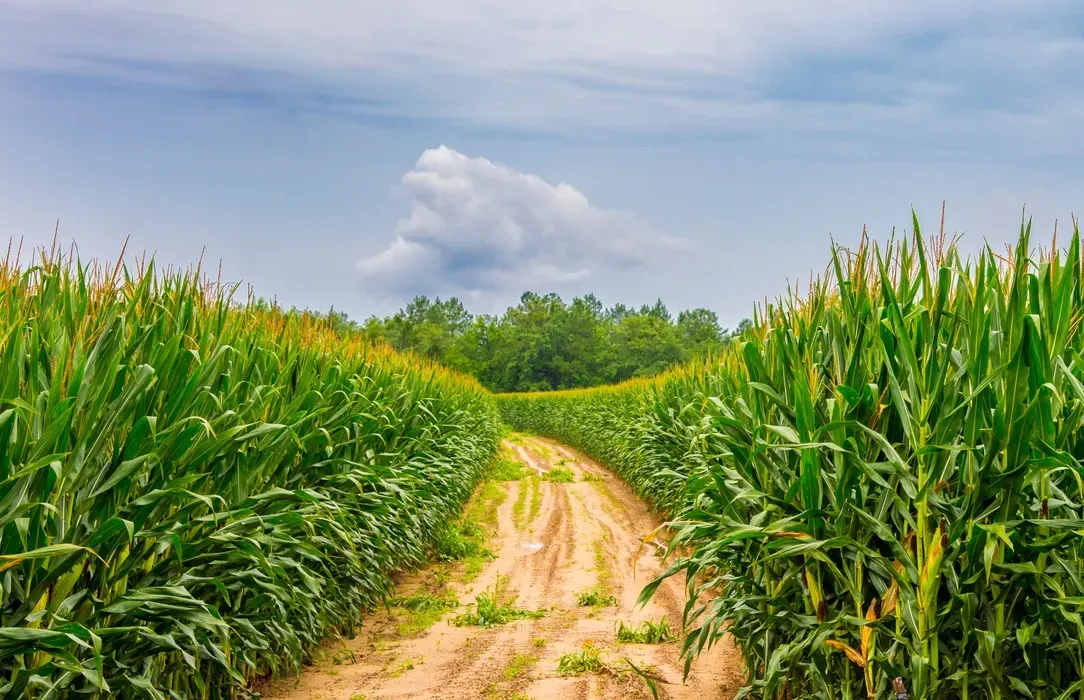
[261,436,743,700]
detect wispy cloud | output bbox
[356,146,685,304]
[3,0,1082,144]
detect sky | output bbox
[1,2,1082,328]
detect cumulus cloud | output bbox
[356,146,686,301]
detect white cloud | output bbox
[356,146,685,302]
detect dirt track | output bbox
[264,436,742,700]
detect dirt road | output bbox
[264,435,742,700]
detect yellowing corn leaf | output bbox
[825,639,866,668]
[861,598,878,660]
[881,582,899,618]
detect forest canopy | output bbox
[349,293,749,393]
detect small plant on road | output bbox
[556,644,663,698]
[503,654,538,681]
[556,642,606,675]
[616,618,675,644]
[391,593,460,634]
[385,655,423,677]
[528,477,543,520]
[491,456,526,481]
[576,586,618,607]
[543,466,575,483]
[452,577,545,628]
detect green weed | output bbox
[451,577,545,628]
[467,480,508,530]
[461,556,488,583]
[556,643,606,675]
[528,477,542,521]
[616,618,675,644]
[576,586,618,608]
[490,457,527,481]
[503,654,537,681]
[512,478,530,527]
[528,440,554,460]
[391,594,460,634]
[542,466,574,483]
[385,655,423,677]
[432,518,491,562]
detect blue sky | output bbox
[1,1,1082,327]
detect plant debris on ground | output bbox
[451,577,546,628]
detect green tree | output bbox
[608,310,683,382]
[676,308,723,357]
[363,293,735,392]
[364,296,473,368]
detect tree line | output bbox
[344,293,749,393]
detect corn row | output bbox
[0,248,501,697]
[500,218,1084,700]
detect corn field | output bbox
[500,219,1084,700]
[0,246,500,697]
